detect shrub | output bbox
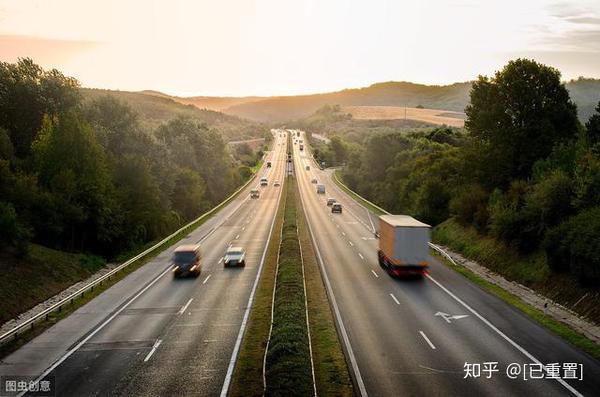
[544,207,600,286]
[450,184,489,231]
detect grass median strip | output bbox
[229,179,287,397]
[264,177,313,395]
[296,182,354,396]
[230,174,353,396]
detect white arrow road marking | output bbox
[419,331,436,350]
[144,339,163,362]
[435,312,469,323]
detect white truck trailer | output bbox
[377,215,430,277]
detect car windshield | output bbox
[227,250,243,256]
[174,251,196,263]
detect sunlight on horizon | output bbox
[0,0,599,96]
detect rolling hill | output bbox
[80,88,264,141]
[158,79,599,124]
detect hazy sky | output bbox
[0,0,599,96]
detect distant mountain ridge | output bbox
[149,79,600,123]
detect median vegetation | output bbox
[264,177,313,395]
[231,173,352,396]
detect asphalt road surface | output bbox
[0,131,287,397]
[293,131,600,397]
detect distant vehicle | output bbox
[326,198,336,206]
[377,215,430,278]
[296,131,300,137]
[299,144,304,151]
[274,180,281,187]
[311,178,318,184]
[250,189,260,199]
[224,246,246,267]
[266,161,272,167]
[331,203,342,213]
[305,165,310,171]
[317,184,325,194]
[172,245,201,277]
[260,177,268,186]
[287,153,292,163]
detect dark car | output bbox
[331,203,342,213]
[172,244,201,277]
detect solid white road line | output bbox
[220,158,284,397]
[419,331,436,350]
[203,275,212,284]
[390,293,400,305]
[144,339,163,362]
[298,163,368,397]
[426,274,583,396]
[371,270,379,278]
[178,298,194,315]
[28,266,172,390]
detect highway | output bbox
[292,130,600,397]
[0,131,287,396]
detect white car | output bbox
[274,180,281,187]
[260,177,268,186]
[224,246,246,267]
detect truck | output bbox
[377,215,430,278]
[299,144,304,151]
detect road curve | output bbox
[293,131,600,397]
[0,132,287,397]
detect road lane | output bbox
[0,131,287,397]
[294,131,599,396]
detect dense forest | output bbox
[0,59,263,260]
[315,59,600,287]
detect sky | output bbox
[0,0,599,97]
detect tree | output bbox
[585,101,600,145]
[32,112,112,251]
[0,58,79,157]
[465,59,579,188]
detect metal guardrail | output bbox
[331,170,451,256]
[0,165,261,346]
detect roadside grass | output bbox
[332,170,386,216]
[0,245,104,325]
[251,159,264,174]
[296,182,354,396]
[264,177,313,395]
[0,165,262,359]
[432,250,600,360]
[333,169,600,360]
[229,179,287,397]
[433,219,600,325]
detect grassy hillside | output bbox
[81,88,264,141]
[141,90,264,112]
[161,79,599,123]
[221,81,472,122]
[0,244,105,325]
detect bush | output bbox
[544,207,600,286]
[0,201,31,256]
[450,184,489,231]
